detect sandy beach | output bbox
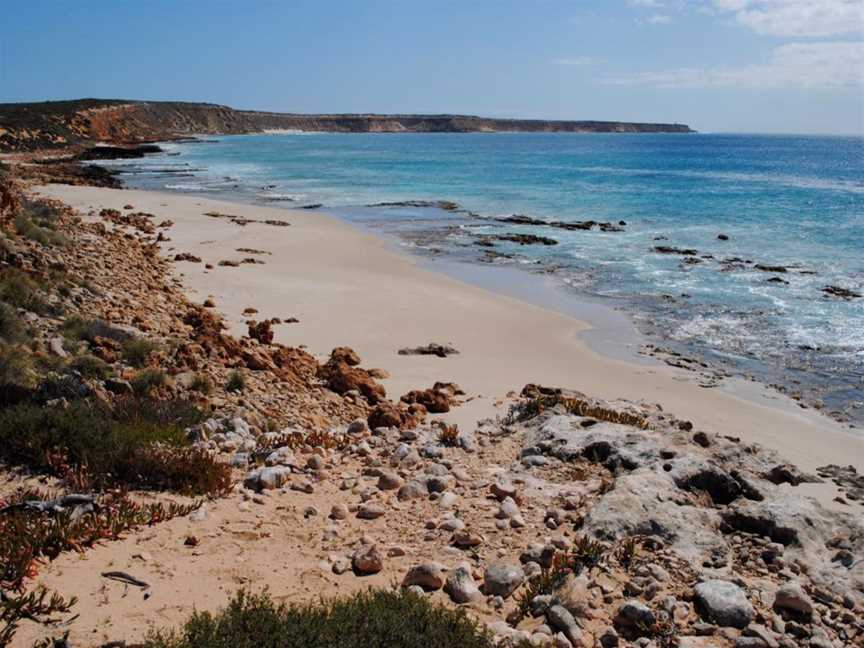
[36,184,862,498]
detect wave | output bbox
[573,166,864,194]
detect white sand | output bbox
[36,185,863,503]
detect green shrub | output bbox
[69,354,111,380]
[190,373,214,395]
[0,268,52,315]
[122,338,160,368]
[13,200,66,247]
[0,343,35,389]
[131,368,167,395]
[146,588,502,648]
[0,301,26,343]
[0,398,227,494]
[225,370,245,393]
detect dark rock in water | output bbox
[493,214,624,233]
[367,200,461,211]
[300,203,323,209]
[754,264,788,273]
[717,233,729,241]
[494,233,558,246]
[654,246,698,256]
[398,343,459,358]
[767,276,788,284]
[822,285,861,300]
[473,239,495,248]
[74,144,162,160]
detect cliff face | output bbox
[0,99,694,151]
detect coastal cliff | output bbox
[0,99,694,151]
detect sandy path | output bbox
[35,185,862,497]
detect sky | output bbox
[2,0,862,134]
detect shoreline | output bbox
[34,184,862,507]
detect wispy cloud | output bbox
[551,56,603,66]
[711,0,863,37]
[645,14,674,24]
[603,40,863,87]
[629,0,665,7]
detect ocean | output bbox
[110,132,864,425]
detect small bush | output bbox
[60,316,129,344]
[0,343,35,389]
[132,368,167,395]
[13,199,66,247]
[0,268,52,315]
[146,588,500,648]
[122,338,160,368]
[0,398,227,494]
[225,370,245,393]
[0,301,26,343]
[68,354,111,380]
[190,373,213,395]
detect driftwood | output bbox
[100,572,150,589]
[0,494,97,518]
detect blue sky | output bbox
[2,1,862,134]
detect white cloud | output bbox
[551,56,602,66]
[711,0,863,37]
[603,40,864,87]
[646,14,674,24]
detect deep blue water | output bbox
[112,132,864,423]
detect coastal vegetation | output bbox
[145,589,508,648]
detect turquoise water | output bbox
[113,133,864,423]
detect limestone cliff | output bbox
[0,99,694,152]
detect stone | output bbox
[694,580,755,629]
[377,470,404,490]
[497,497,520,519]
[357,503,385,520]
[599,627,619,648]
[614,600,656,632]
[546,605,582,645]
[397,481,427,501]
[265,446,295,466]
[439,516,465,531]
[331,556,351,574]
[352,545,383,574]
[330,503,349,520]
[484,563,525,598]
[491,480,518,501]
[439,492,459,508]
[48,337,68,358]
[452,529,483,548]
[773,582,813,619]
[244,466,291,491]
[402,562,446,591]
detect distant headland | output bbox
[0,98,694,152]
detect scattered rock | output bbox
[483,563,525,598]
[352,545,383,575]
[694,580,755,629]
[402,563,446,591]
